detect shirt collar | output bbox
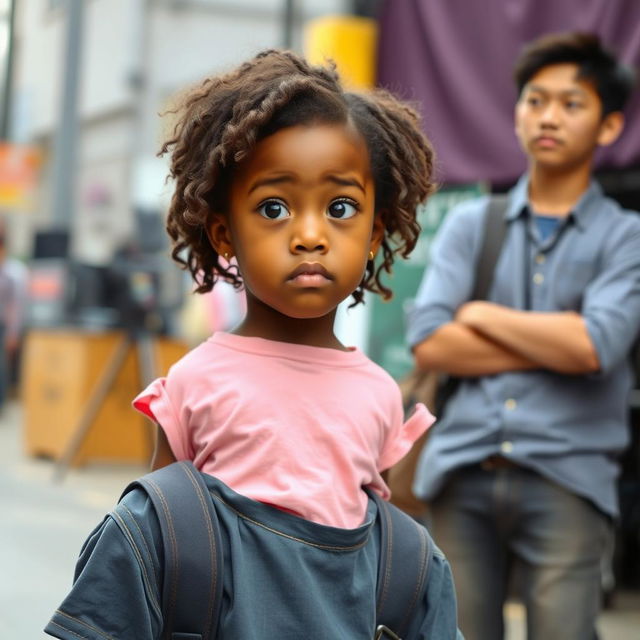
[504,175,530,222]
[505,174,604,231]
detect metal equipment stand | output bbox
[52,331,157,482]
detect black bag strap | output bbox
[471,194,510,301]
[372,491,432,639]
[121,462,223,640]
[434,195,510,458]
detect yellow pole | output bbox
[303,15,378,90]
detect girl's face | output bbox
[209,122,383,326]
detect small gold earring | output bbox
[223,252,229,260]
[368,251,375,261]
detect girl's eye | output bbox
[258,200,289,220]
[565,101,582,110]
[327,199,358,219]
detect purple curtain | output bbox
[376,0,640,185]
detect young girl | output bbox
[132,49,436,529]
[46,50,465,640]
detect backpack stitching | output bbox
[375,499,393,617]
[182,463,219,639]
[145,478,180,637]
[397,521,429,636]
[119,503,161,588]
[210,492,371,552]
[110,509,163,618]
[52,610,115,639]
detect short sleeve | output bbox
[44,511,163,640]
[581,222,640,374]
[133,377,192,460]
[378,403,435,472]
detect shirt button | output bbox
[533,272,544,285]
[535,254,546,264]
[501,441,514,454]
[505,398,517,410]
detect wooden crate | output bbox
[22,330,188,466]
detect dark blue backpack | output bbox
[121,461,439,640]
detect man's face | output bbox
[514,63,620,172]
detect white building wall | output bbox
[14,0,135,138]
[12,0,352,261]
[13,0,65,138]
[81,0,137,119]
[74,111,134,263]
[14,0,351,145]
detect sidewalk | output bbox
[1,398,639,638]
[0,400,146,638]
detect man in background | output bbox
[407,32,640,640]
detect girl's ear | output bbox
[598,111,624,147]
[207,213,234,259]
[369,214,385,257]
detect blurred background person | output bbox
[0,215,27,413]
[406,32,640,640]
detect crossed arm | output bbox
[413,301,600,377]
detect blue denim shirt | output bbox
[406,175,640,518]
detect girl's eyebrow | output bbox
[247,174,366,194]
[248,175,293,194]
[326,175,365,192]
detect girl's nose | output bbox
[290,212,329,254]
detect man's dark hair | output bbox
[513,32,636,116]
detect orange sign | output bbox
[0,143,42,210]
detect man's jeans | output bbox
[429,463,609,640]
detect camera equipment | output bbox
[53,209,185,481]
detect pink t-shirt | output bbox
[133,332,434,528]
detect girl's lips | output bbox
[287,262,333,287]
[287,262,333,279]
[288,273,332,287]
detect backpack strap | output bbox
[434,194,509,416]
[372,492,432,639]
[121,462,223,640]
[472,193,510,301]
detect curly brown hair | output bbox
[160,49,436,305]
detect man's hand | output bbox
[455,301,498,327]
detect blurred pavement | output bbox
[0,400,146,638]
[1,398,639,638]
